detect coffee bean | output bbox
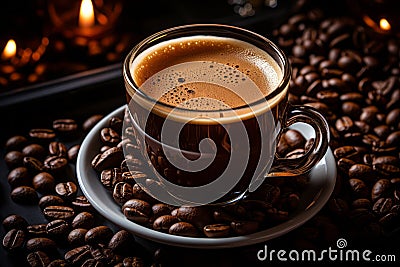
[348,179,368,198]
[328,198,349,217]
[122,257,144,267]
[67,144,80,163]
[335,116,354,132]
[4,151,24,169]
[203,224,231,238]
[122,199,151,224]
[7,166,31,188]
[213,210,236,223]
[153,215,179,231]
[351,198,372,209]
[27,224,47,237]
[101,168,123,190]
[169,222,198,237]
[5,135,28,151]
[113,182,133,205]
[107,230,134,253]
[386,131,400,146]
[44,156,68,175]
[378,212,400,231]
[100,127,121,146]
[72,212,95,229]
[333,146,366,161]
[89,245,114,265]
[47,259,67,267]
[2,229,25,252]
[121,158,143,173]
[337,158,356,173]
[26,237,57,253]
[283,129,306,149]
[46,219,70,237]
[48,141,67,157]
[23,157,44,173]
[348,164,375,182]
[11,186,38,204]
[33,172,55,193]
[373,198,393,216]
[152,203,175,218]
[29,129,56,142]
[83,115,103,132]
[231,221,259,235]
[55,182,77,200]
[22,144,46,160]
[373,125,390,138]
[65,245,92,265]
[122,171,147,185]
[53,119,78,137]
[91,147,124,172]
[39,195,65,210]
[68,228,88,247]
[371,179,391,202]
[71,195,93,212]
[43,206,75,221]
[2,214,28,231]
[109,116,123,133]
[373,156,399,166]
[172,206,213,229]
[27,251,51,267]
[373,163,400,177]
[85,226,113,245]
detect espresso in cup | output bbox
[123,25,328,205]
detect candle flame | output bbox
[379,18,391,31]
[2,39,16,60]
[79,0,95,27]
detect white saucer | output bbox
[77,105,336,249]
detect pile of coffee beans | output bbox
[272,8,400,239]
[2,115,159,266]
[90,112,312,238]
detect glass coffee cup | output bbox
[123,24,329,206]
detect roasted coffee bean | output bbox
[68,228,88,247]
[107,230,134,253]
[378,212,400,231]
[55,181,78,200]
[46,219,70,237]
[231,221,259,235]
[71,195,93,212]
[29,129,56,142]
[53,119,78,136]
[360,106,379,124]
[49,141,67,157]
[203,224,231,238]
[168,222,198,237]
[83,114,104,132]
[351,198,372,209]
[27,251,51,267]
[81,258,104,267]
[10,186,38,204]
[23,157,44,173]
[47,259,67,267]
[213,210,236,223]
[44,156,68,174]
[65,245,92,265]
[130,183,156,204]
[2,214,28,231]
[152,203,175,218]
[172,206,213,229]
[335,116,354,132]
[285,148,305,159]
[153,215,179,231]
[100,127,121,146]
[373,125,390,138]
[26,237,57,253]
[2,229,25,252]
[333,146,366,161]
[7,166,31,188]
[27,224,47,237]
[373,198,393,216]
[109,116,123,133]
[122,257,144,267]
[373,156,399,165]
[120,158,143,173]
[113,182,133,205]
[337,158,356,173]
[4,150,24,169]
[85,226,113,245]
[43,206,75,221]
[22,144,46,160]
[328,198,349,216]
[386,108,400,126]
[373,163,400,177]
[5,135,28,151]
[348,164,375,182]
[371,179,391,202]
[386,131,400,146]
[32,172,55,193]
[67,144,80,163]
[122,199,151,224]
[101,168,123,190]
[348,179,368,198]
[90,245,114,264]
[283,129,306,149]
[38,195,65,210]
[91,147,124,172]
[72,212,95,229]
[122,171,147,185]
[100,146,112,153]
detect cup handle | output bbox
[268,104,330,177]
